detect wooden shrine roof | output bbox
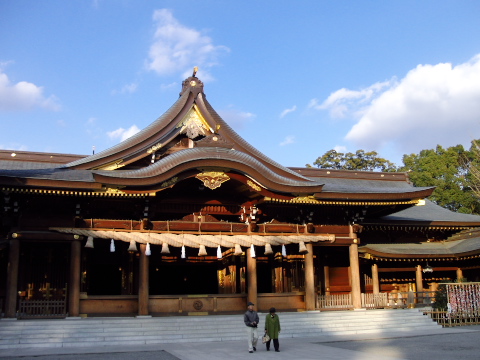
[0,74,434,203]
[359,237,480,259]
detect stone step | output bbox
[0,309,441,350]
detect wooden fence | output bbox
[423,310,480,327]
[18,299,67,319]
[319,291,435,310]
[318,294,352,309]
[361,293,388,309]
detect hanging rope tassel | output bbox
[110,239,115,252]
[234,244,243,256]
[282,244,287,257]
[161,242,170,254]
[198,244,208,256]
[85,236,94,248]
[299,241,308,254]
[145,242,151,256]
[264,243,273,255]
[217,245,222,259]
[250,244,256,258]
[128,240,138,252]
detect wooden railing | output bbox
[18,299,67,319]
[318,294,352,309]
[318,291,435,310]
[362,293,388,309]
[422,310,480,327]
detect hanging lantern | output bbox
[181,245,186,259]
[250,244,256,258]
[110,239,115,252]
[85,236,94,248]
[234,244,242,256]
[161,242,170,254]
[299,241,308,254]
[264,243,273,255]
[217,245,222,259]
[128,240,138,252]
[198,244,208,256]
[145,243,151,256]
[282,244,287,257]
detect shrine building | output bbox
[1,74,480,318]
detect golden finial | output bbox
[192,66,198,77]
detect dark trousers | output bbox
[266,338,279,351]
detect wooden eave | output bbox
[93,158,324,195]
[0,150,86,164]
[290,167,410,182]
[313,187,434,201]
[361,248,480,260]
[0,177,102,191]
[363,221,480,229]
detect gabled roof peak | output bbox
[180,75,204,97]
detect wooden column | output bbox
[304,243,315,310]
[246,247,257,307]
[416,265,424,304]
[68,240,81,317]
[416,265,424,292]
[5,238,20,318]
[372,264,380,295]
[324,266,330,295]
[456,268,463,281]
[349,243,362,309]
[138,244,149,316]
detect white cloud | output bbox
[334,145,347,153]
[107,125,141,142]
[146,9,229,79]
[0,143,28,151]
[316,54,480,156]
[217,107,255,131]
[0,69,60,111]
[310,81,391,119]
[112,83,138,95]
[280,135,295,146]
[280,105,297,118]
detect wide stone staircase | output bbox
[0,309,441,350]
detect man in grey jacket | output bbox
[244,302,259,353]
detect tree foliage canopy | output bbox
[398,144,478,214]
[309,149,397,172]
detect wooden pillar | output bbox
[324,266,330,295]
[246,247,257,307]
[456,268,463,281]
[5,238,20,318]
[304,243,315,310]
[138,244,149,316]
[349,243,362,309]
[372,264,380,295]
[68,240,81,317]
[416,265,424,304]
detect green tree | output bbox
[399,144,479,214]
[308,149,397,172]
[465,139,480,202]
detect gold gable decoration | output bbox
[196,171,230,190]
[177,106,213,139]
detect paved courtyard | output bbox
[1,326,480,360]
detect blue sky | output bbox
[1,1,480,168]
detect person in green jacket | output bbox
[264,307,281,352]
